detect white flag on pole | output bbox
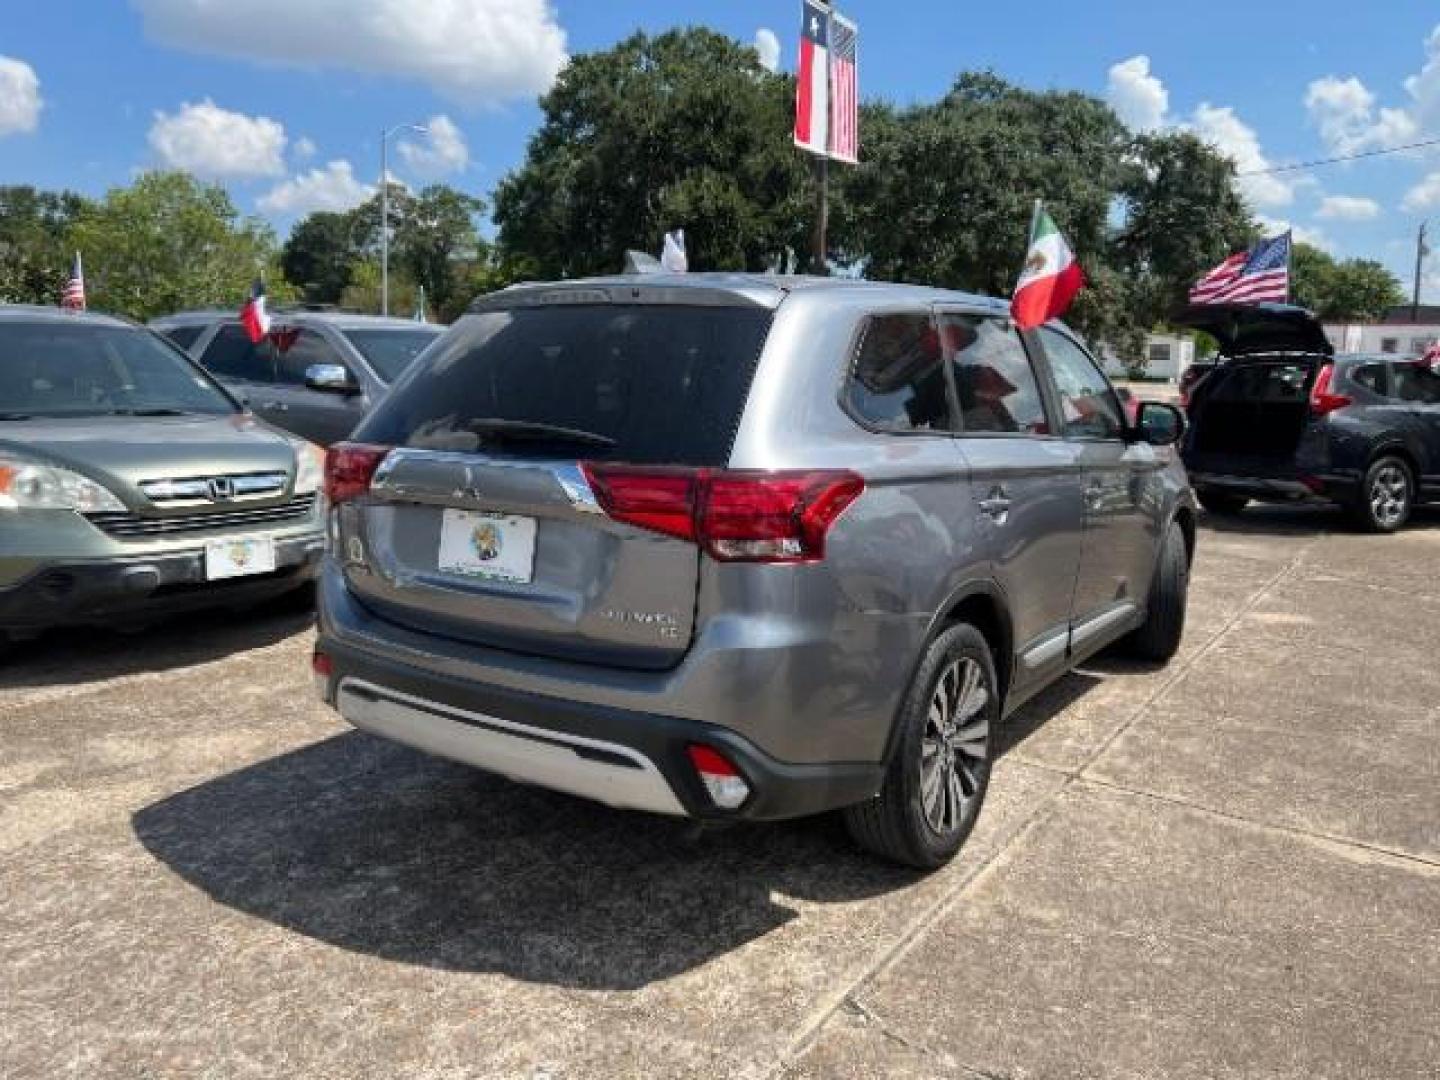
[661,230,688,273]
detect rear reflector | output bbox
[323,442,391,504]
[582,464,863,563]
[1309,364,1352,417]
[311,649,334,703]
[687,745,751,809]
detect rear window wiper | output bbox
[463,419,617,448]
[0,411,32,420]
[108,408,191,417]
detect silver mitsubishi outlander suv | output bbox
[313,275,1195,868]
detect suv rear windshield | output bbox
[357,304,773,466]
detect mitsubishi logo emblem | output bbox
[207,477,235,502]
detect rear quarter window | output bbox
[357,304,773,467]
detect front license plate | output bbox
[438,510,537,584]
[205,535,277,580]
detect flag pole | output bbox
[810,1,834,276]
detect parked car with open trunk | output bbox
[1177,302,1440,531]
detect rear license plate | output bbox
[205,535,277,580]
[438,510,537,584]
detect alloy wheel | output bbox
[919,657,990,834]
[1369,464,1410,529]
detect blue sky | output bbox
[3,1,1439,299]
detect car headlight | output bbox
[0,455,126,512]
[292,440,325,495]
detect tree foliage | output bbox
[0,186,90,305]
[67,172,283,321]
[1290,242,1404,322]
[494,29,811,277]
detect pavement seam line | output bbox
[774,534,1321,1076]
[1072,775,1440,873]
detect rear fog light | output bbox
[312,649,334,704]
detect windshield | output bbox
[342,328,441,382]
[0,322,237,418]
[357,305,773,466]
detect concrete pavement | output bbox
[1,505,1436,1078]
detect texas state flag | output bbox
[793,0,829,156]
[240,278,271,344]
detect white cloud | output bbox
[397,115,469,178]
[1106,55,1167,132]
[1316,194,1381,221]
[754,28,780,74]
[148,99,286,179]
[258,160,373,215]
[132,0,568,108]
[1191,103,1294,208]
[292,136,317,160]
[1405,24,1440,136]
[1402,170,1440,212]
[1304,75,1417,156]
[0,55,42,136]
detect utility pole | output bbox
[1414,220,1429,322]
[379,121,428,317]
[812,155,830,276]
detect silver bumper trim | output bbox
[335,678,687,817]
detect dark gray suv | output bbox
[313,275,1195,868]
[151,311,442,447]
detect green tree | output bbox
[1114,130,1257,325]
[1289,243,1404,321]
[0,186,90,305]
[494,28,811,277]
[67,171,282,320]
[281,211,361,304]
[393,185,486,318]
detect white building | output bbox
[1100,332,1196,383]
[1324,305,1440,356]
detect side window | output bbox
[200,324,274,383]
[1351,363,1388,396]
[1039,327,1125,440]
[846,313,953,432]
[942,314,1049,435]
[160,325,203,351]
[1390,362,1440,404]
[272,328,349,387]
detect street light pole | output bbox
[379,121,427,317]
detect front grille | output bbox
[85,494,318,539]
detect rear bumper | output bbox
[316,633,886,822]
[1189,470,1360,505]
[0,534,324,632]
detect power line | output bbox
[1238,136,1440,176]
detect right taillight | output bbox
[1309,364,1352,417]
[323,442,391,504]
[582,463,864,564]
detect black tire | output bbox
[844,623,996,870]
[1350,455,1414,533]
[1197,489,1247,516]
[1122,520,1189,663]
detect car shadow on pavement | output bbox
[132,730,922,991]
[0,593,313,691]
[1199,502,1440,537]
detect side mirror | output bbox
[305,363,358,394]
[1132,401,1185,447]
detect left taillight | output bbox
[582,464,864,564]
[323,442,391,504]
[1309,364,1352,417]
[311,648,334,704]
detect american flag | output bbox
[60,251,86,311]
[828,13,859,164]
[1189,232,1291,305]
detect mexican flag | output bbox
[1011,203,1084,330]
